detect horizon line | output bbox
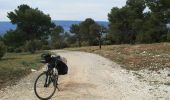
[0,19,109,22]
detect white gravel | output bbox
[0,50,169,100]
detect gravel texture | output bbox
[0,50,169,100]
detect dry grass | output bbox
[66,43,170,71]
[0,51,43,89]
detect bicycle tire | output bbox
[34,72,57,100]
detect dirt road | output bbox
[0,51,168,100]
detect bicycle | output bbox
[34,53,67,100]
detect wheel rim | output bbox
[34,72,57,99]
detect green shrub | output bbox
[51,42,69,49]
[51,42,60,49]
[7,46,15,52]
[25,40,37,53]
[167,30,170,42]
[103,40,112,45]
[81,41,89,46]
[136,32,152,43]
[25,40,43,53]
[0,41,6,59]
[34,40,42,50]
[14,47,23,53]
[42,45,51,50]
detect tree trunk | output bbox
[99,37,101,49]
[78,38,81,47]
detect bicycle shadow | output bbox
[62,82,96,90]
[52,82,105,99]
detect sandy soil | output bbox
[0,50,169,100]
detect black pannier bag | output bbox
[41,53,68,75]
[57,60,68,75]
[50,56,68,75]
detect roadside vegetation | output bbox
[0,0,170,89]
[0,52,42,89]
[66,43,170,71]
[1,0,169,54]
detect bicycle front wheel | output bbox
[34,72,57,100]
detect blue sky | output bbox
[0,0,126,21]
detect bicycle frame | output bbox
[44,63,58,88]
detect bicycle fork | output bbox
[44,74,50,87]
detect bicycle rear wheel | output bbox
[34,72,57,100]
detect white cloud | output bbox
[0,0,127,21]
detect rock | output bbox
[31,69,37,72]
[168,74,170,77]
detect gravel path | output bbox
[0,50,169,100]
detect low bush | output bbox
[42,45,51,50]
[167,30,170,41]
[0,41,6,59]
[25,40,36,53]
[7,46,15,52]
[14,47,23,53]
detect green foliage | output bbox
[34,40,43,50]
[3,30,26,48]
[108,0,146,44]
[145,0,170,23]
[51,26,64,42]
[108,7,133,44]
[167,30,170,41]
[0,36,2,41]
[6,4,55,49]
[50,26,66,49]
[79,18,95,45]
[0,41,6,59]
[8,4,54,40]
[70,24,81,47]
[70,24,80,34]
[69,19,108,48]
[7,47,15,52]
[25,40,42,53]
[14,47,23,53]
[0,52,42,89]
[108,0,169,44]
[78,18,108,47]
[42,45,51,50]
[89,23,101,45]
[136,32,152,43]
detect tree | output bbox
[50,26,65,49]
[0,41,6,59]
[136,31,152,43]
[126,0,146,18]
[167,29,170,41]
[25,40,42,53]
[51,26,64,42]
[7,4,55,41]
[79,18,95,45]
[145,0,170,24]
[107,0,169,44]
[99,25,107,48]
[70,24,81,47]
[89,23,107,49]
[3,29,26,48]
[145,0,170,42]
[108,7,134,44]
[0,36,2,41]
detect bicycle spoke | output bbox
[34,72,57,99]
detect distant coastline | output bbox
[0,20,108,36]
